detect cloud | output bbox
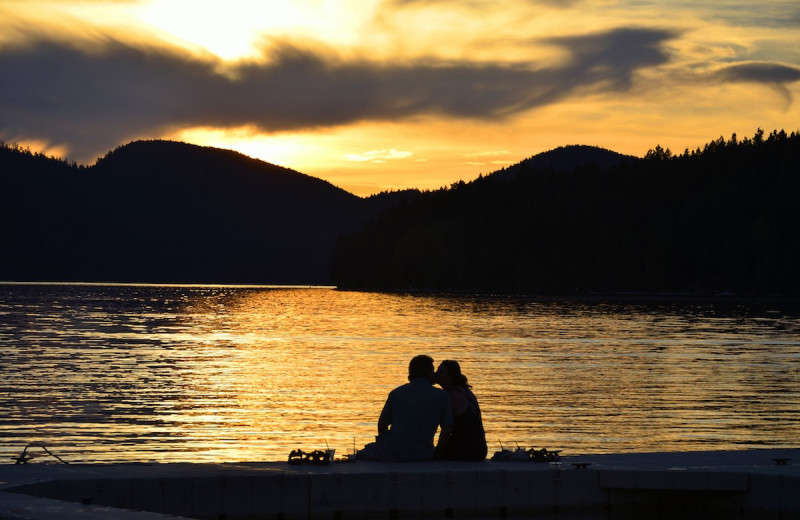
[344,149,414,162]
[543,28,677,91]
[716,62,800,83]
[0,27,677,162]
[714,62,800,105]
[699,1,800,29]
[464,150,511,158]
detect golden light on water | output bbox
[1,285,799,463]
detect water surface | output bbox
[1,283,798,463]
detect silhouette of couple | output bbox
[358,355,487,462]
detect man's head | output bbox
[408,354,435,383]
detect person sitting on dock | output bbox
[435,360,488,461]
[358,355,454,461]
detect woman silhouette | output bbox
[435,360,488,461]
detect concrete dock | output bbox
[1,449,798,519]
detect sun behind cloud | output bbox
[135,0,380,61]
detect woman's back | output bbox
[441,386,487,461]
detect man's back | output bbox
[379,378,453,461]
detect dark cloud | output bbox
[543,28,676,91]
[1,27,676,162]
[715,62,800,83]
[714,62,800,105]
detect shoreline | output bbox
[4,282,800,302]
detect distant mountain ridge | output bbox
[493,145,635,180]
[331,130,800,296]
[1,140,370,283]
[94,140,352,198]
[5,140,639,285]
[6,132,798,294]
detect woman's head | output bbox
[436,359,470,388]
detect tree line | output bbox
[331,129,800,296]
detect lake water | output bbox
[1,283,798,464]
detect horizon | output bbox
[2,0,799,196]
[3,136,645,196]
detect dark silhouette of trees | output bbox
[1,140,377,284]
[331,130,800,296]
[5,131,799,294]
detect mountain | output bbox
[492,145,635,180]
[7,132,799,294]
[331,130,800,296]
[1,140,370,284]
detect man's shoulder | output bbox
[418,383,450,400]
[387,382,412,397]
[389,380,445,395]
[388,379,449,399]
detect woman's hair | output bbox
[441,359,470,388]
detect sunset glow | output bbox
[2,0,799,195]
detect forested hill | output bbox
[0,140,375,283]
[331,130,800,296]
[492,145,635,179]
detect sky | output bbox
[1,0,799,196]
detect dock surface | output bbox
[1,449,798,519]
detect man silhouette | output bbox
[359,355,454,461]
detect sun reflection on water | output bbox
[1,284,799,463]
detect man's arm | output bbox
[434,424,453,458]
[378,415,391,436]
[434,390,455,459]
[377,395,392,436]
